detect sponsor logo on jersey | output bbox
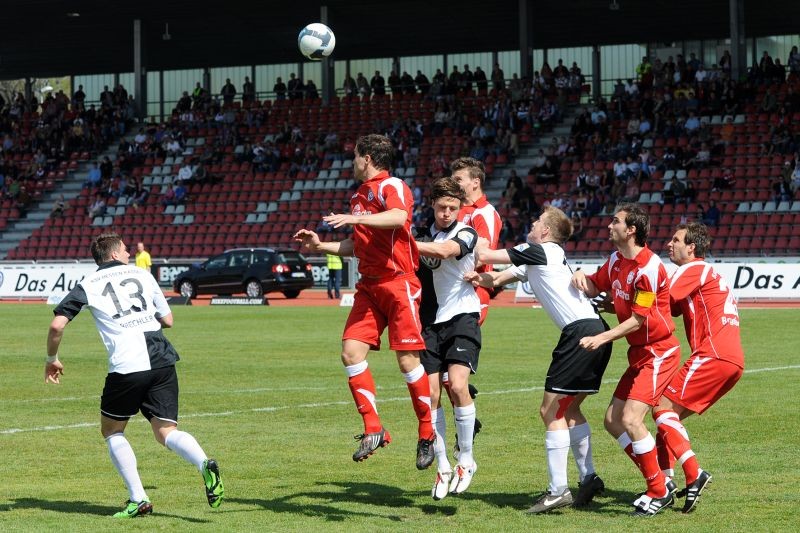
[420,256,441,270]
[612,279,630,301]
[352,203,372,216]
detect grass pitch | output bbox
[0,303,798,532]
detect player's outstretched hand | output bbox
[323,213,355,229]
[44,360,64,384]
[294,229,321,251]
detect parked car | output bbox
[173,248,313,299]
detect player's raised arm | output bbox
[571,269,599,297]
[417,239,461,260]
[294,229,354,256]
[325,208,407,229]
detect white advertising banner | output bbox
[1,261,798,301]
[0,263,96,298]
[514,261,800,302]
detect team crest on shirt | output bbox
[457,230,475,247]
[367,190,374,201]
[627,271,635,285]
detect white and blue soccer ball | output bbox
[298,23,336,60]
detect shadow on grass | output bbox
[227,481,457,521]
[0,498,211,523]
[454,487,640,516]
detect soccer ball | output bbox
[297,23,336,60]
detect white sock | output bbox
[631,433,656,455]
[431,407,451,472]
[454,403,476,466]
[569,422,595,482]
[545,429,571,495]
[106,433,147,502]
[165,430,208,473]
[402,364,425,384]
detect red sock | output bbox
[638,448,667,497]
[654,409,699,484]
[631,434,667,498]
[406,372,434,440]
[655,432,676,473]
[348,368,382,433]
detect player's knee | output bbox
[620,411,643,432]
[448,380,469,404]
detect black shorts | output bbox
[421,313,481,375]
[545,318,612,395]
[101,365,179,423]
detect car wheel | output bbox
[179,280,196,299]
[245,279,264,298]
[282,290,300,299]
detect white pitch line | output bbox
[2,365,798,436]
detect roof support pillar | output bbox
[133,19,147,122]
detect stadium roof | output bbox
[1,0,798,79]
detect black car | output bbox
[173,248,313,299]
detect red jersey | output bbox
[458,194,501,273]
[669,259,744,368]
[588,246,675,350]
[350,171,418,278]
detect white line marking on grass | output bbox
[3,365,798,436]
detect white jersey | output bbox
[508,241,598,330]
[54,261,178,374]
[417,222,481,325]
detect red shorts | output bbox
[343,273,425,351]
[663,355,743,414]
[475,286,491,325]
[614,337,681,406]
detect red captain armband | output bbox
[633,289,655,308]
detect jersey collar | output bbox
[365,170,390,183]
[470,194,489,208]
[97,260,125,270]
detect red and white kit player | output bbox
[572,203,681,516]
[295,134,435,470]
[653,222,745,513]
[450,157,501,325]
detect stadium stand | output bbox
[3,61,800,261]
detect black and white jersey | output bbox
[508,242,598,330]
[416,222,481,325]
[54,261,179,374]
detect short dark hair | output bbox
[677,222,712,257]
[449,157,486,188]
[616,202,649,246]
[429,176,466,205]
[541,206,572,243]
[91,232,123,265]
[355,134,394,171]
